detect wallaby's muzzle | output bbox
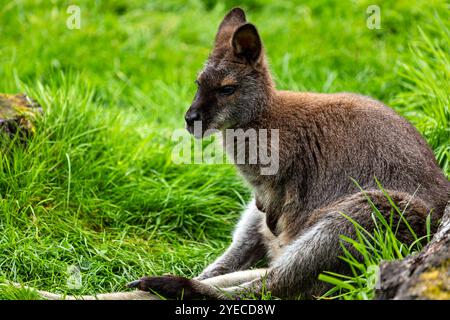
[185,109,200,127]
[185,104,207,138]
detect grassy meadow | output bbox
[0,0,448,299]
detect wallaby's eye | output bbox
[218,85,237,96]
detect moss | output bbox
[412,260,450,300]
[0,93,42,135]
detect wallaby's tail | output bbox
[5,281,158,300]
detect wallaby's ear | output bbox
[215,8,246,43]
[218,7,246,32]
[232,23,262,64]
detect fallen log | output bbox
[376,202,450,299]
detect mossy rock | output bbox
[0,93,43,137]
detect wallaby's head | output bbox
[185,8,273,138]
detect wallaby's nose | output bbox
[185,111,201,126]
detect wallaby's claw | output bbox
[126,279,142,289]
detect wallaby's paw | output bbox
[127,275,208,299]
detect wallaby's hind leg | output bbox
[219,216,346,299]
[131,190,432,299]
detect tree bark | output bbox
[376,202,450,300]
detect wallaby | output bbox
[126,7,450,299]
[25,7,449,300]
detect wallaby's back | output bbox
[262,91,449,216]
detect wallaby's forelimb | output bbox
[196,200,266,280]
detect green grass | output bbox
[0,0,448,299]
[392,14,450,174]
